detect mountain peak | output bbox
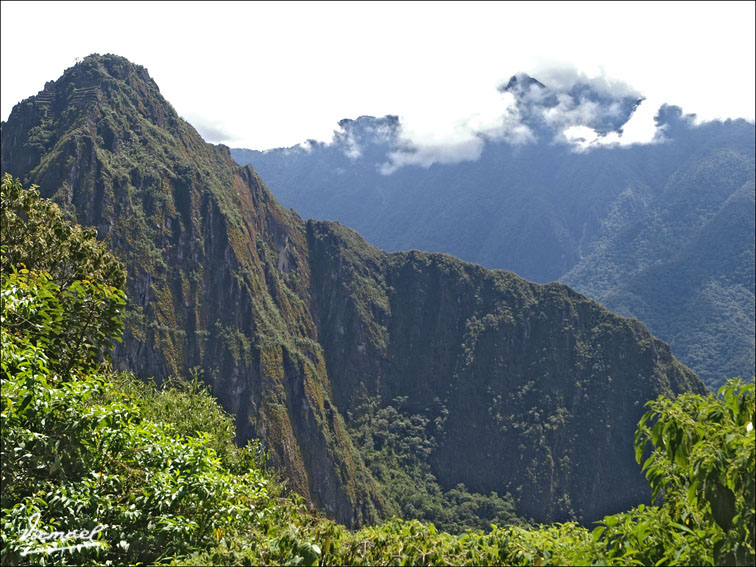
[1,53,187,186]
[500,73,547,94]
[69,53,156,84]
[334,114,402,157]
[499,71,644,136]
[15,53,174,131]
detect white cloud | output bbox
[535,67,642,100]
[379,67,658,168]
[184,114,234,144]
[377,89,539,172]
[380,137,485,174]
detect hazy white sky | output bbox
[2,1,754,151]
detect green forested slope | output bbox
[1,55,384,528]
[563,163,756,390]
[308,220,704,522]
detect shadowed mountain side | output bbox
[306,220,705,522]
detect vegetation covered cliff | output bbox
[1,54,707,528]
[3,174,753,566]
[1,54,382,528]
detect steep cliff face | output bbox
[307,221,705,522]
[0,54,382,527]
[2,54,706,527]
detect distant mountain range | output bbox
[231,78,755,390]
[1,55,707,529]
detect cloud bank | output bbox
[186,114,234,144]
[285,67,719,174]
[380,69,661,170]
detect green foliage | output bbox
[184,510,593,567]
[347,391,524,533]
[0,181,275,564]
[326,517,593,566]
[0,262,272,564]
[0,173,125,291]
[593,379,756,565]
[92,371,245,468]
[1,174,127,375]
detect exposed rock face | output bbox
[2,54,706,526]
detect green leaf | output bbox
[591,526,606,542]
[707,483,735,532]
[17,393,33,414]
[634,436,645,465]
[670,522,695,536]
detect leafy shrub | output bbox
[0,180,278,565]
[1,173,127,376]
[0,265,276,565]
[593,378,755,565]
